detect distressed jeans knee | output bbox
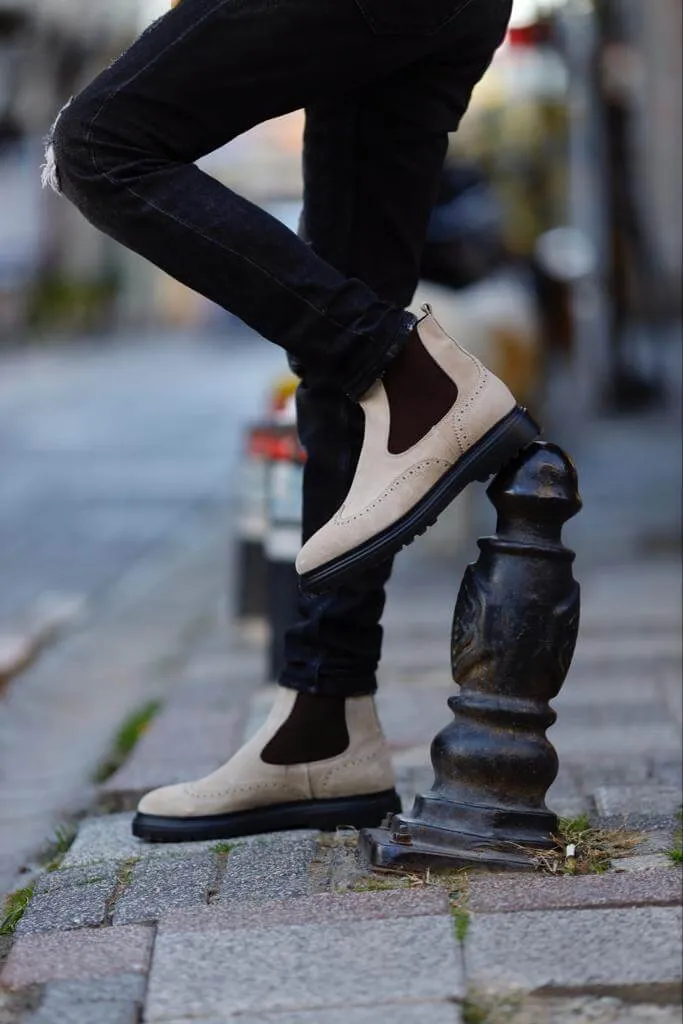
[42,89,121,213]
[41,100,73,194]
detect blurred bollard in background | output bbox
[232,373,304,682]
[264,418,305,683]
[232,422,272,630]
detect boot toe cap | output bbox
[137,783,195,817]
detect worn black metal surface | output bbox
[360,441,582,871]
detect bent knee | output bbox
[44,88,147,202]
[44,94,101,198]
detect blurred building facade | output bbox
[0,0,680,342]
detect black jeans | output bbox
[50,0,512,696]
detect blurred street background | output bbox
[0,0,681,890]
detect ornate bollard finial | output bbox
[360,441,582,871]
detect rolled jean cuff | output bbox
[278,672,378,698]
[343,309,417,402]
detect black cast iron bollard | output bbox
[360,441,582,871]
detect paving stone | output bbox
[219,832,318,903]
[612,854,673,873]
[15,878,112,935]
[465,905,682,998]
[37,974,146,1005]
[33,864,118,897]
[552,725,681,762]
[160,887,451,933]
[467,867,682,914]
[376,684,453,751]
[99,708,242,811]
[25,1001,139,1024]
[634,825,680,854]
[572,759,668,789]
[594,785,682,821]
[62,814,219,867]
[651,759,683,787]
[572,635,682,663]
[307,834,368,894]
[113,852,215,925]
[480,995,683,1024]
[146,914,463,1020]
[159,1006,462,1024]
[0,925,153,989]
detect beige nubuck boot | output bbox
[133,688,399,842]
[296,305,540,592]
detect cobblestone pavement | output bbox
[0,329,283,889]
[1,337,681,1021]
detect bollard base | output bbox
[359,797,558,873]
[359,826,541,873]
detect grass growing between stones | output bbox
[103,857,140,923]
[40,822,78,873]
[461,992,524,1024]
[212,842,236,856]
[667,809,683,865]
[532,813,641,875]
[350,876,410,893]
[93,699,162,784]
[0,886,36,937]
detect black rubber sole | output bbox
[132,788,402,843]
[301,405,540,594]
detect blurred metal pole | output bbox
[233,423,271,625]
[558,0,613,414]
[264,428,305,683]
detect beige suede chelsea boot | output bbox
[133,688,400,842]
[296,305,539,592]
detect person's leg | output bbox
[281,62,471,702]
[49,0,530,840]
[52,0,532,599]
[48,0,420,401]
[134,6,525,843]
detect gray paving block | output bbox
[467,867,682,914]
[219,832,318,903]
[612,855,673,873]
[552,725,681,762]
[594,785,682,821]
[308,833,369,894]
[33,864,118,896]
[62,814,219,867]
[15,878,112,935]
[159,887,451,934]
[38,974,146,1005]
[475,995,683,1024]
[113,851,215,925]
[25,1001,139,1024]
[465,905,682,998]
[0,925,153,989]
[146,915,463,1020]
[160,1006,462,1024]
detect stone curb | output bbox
[0,595,86,691]
[158,886,452,934]
[0,925,154,990]
[467,865,682,914]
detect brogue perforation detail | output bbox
[334,459,452,525]
[452,365,488,448]
[317,750,391,795]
